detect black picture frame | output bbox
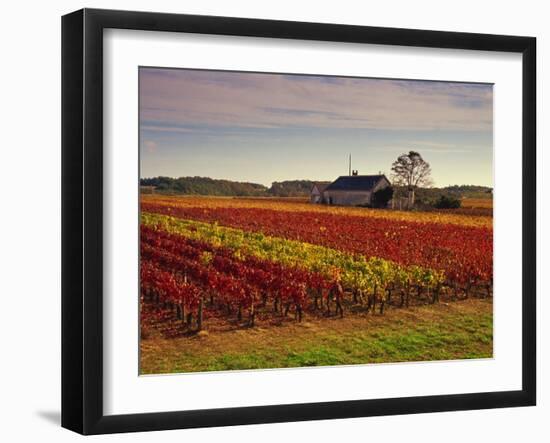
[61,8,536,435]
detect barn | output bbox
[310,182,331,203]
[317,174,391,206]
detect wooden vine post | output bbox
[197,296,204,331]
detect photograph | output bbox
[0,0,543,439]
[138,67,494,375]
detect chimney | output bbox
[352,170,358,176]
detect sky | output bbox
[139,67,493,188]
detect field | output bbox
[462,198,493,209]
[140,195,493,374]
[441,197,493,217]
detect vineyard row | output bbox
[141,224,492,333]
[141,204,492,285]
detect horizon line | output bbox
[139,175,493,189]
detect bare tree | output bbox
[390,151,433,208]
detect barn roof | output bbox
[325,175,388,192]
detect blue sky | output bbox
[139,68,493,187]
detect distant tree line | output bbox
[392,185,492,210]
[267,180,316,197]
[440,185,493,199]
[140,176,492,205]
[140,177,324,197]
[140,176,268,196]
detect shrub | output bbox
[434,195,461,209]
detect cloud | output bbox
[371,145,472,154]
[143,140,157,153]
[407,141,458,149]
[139,68,493,133]
[141,125,196,134]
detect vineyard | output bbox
[140,195,493,342]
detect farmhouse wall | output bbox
[310,193,322,203]
[324,190,372,206]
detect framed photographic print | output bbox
[61,8,536,435]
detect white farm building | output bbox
[311,174,391,206]
[310,182,331,204]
